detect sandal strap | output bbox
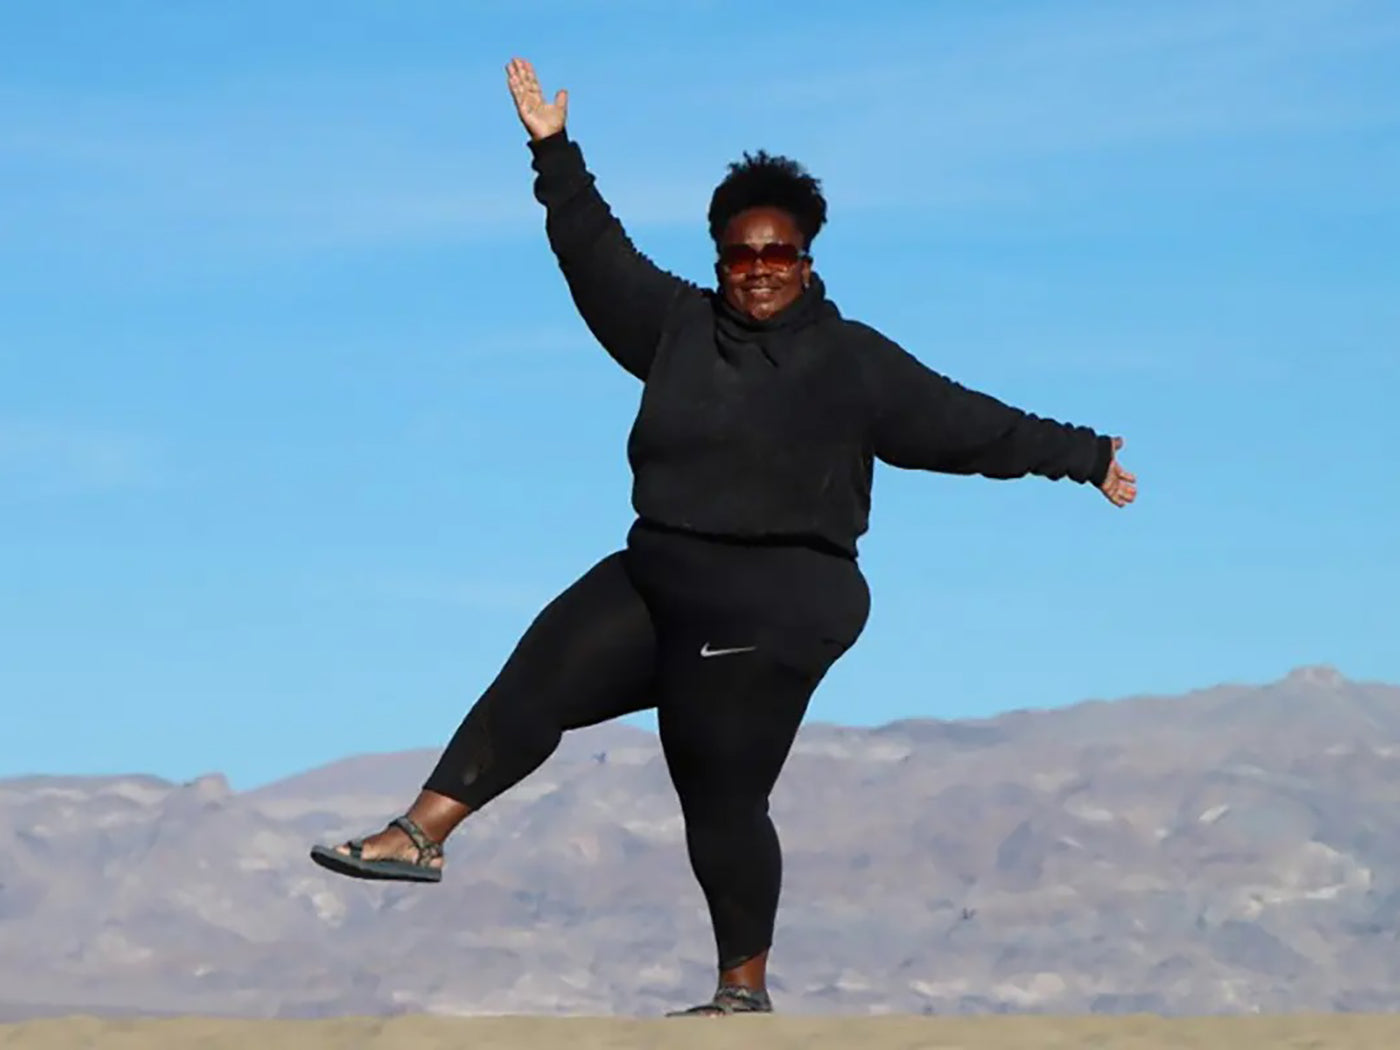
[390,815,444,862]
[673,985,772,1016]
[713,985,771,1012]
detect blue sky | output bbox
[3,0,1397,790]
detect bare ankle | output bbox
[719,950,769,992]
[405,790,472,843]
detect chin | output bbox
[743,296,791,320]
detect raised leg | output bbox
[310,550,658,880]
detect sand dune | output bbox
[5,1014,1400,1050]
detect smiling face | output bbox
[715,206,812,322]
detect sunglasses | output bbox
[718,242,808,274]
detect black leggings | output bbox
[422,519,871,971]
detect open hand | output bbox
[1099,437,1137,507]
[506,57,567,141]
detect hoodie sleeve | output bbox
[858,327,1113,485]
[528,131,700,381]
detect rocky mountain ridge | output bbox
[5,665,1400,1019]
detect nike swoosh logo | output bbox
[699,643,757,658]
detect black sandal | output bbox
[308,815,444,883]
[665,985,774,1017]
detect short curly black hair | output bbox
[706,149,828,249]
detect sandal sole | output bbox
[308,844,443,883]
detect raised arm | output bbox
[858,325,1135,502]
[507,58,697,381]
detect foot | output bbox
[665,984,773,1017]
[309,814,445,883]
[332,820,445,868]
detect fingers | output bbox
[505,57,541,102]
[1104,437,1136,504]
[1099,462,1138,507]
[1103,480,1137,507]
[508,57,540,91]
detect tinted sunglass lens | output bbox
[721,245,759,271]
[720,243,803,272]
[761,244,801,267]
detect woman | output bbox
[310,57,1137,1017]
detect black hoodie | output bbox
[528,131,1113,559]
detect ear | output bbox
[801,256,813,288]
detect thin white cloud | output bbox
[0,57,713,259]
[742,0,1400,214]
[0,0,1392,261]
[0,93,537,252]
[0,417,160,497]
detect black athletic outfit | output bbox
[422,131,1112,974]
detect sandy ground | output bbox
[4,1014,1400,1050]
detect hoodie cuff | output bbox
[1086,434,1114,487]
[527,129,578,171]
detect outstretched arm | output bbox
[507,58,697,381]
[860,327,1136,505]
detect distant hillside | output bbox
[4,665,1400,1019]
